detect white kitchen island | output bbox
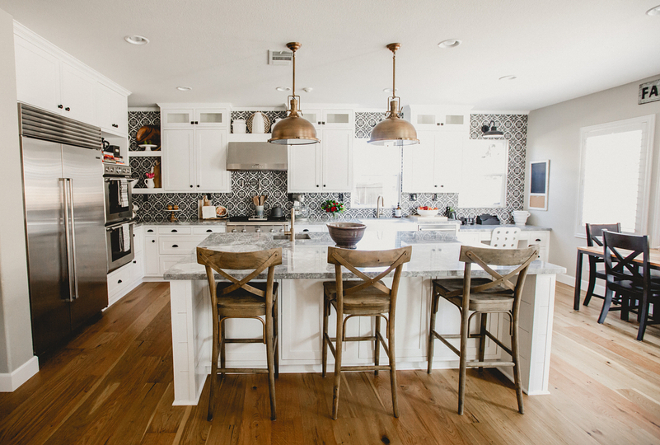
[164,231,565,405]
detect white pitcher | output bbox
[144,178,155,189]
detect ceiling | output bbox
[1,0,659,112]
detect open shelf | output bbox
[128,151,162,157]
[132,188,164,194]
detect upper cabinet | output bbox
[13,23,130,134]
[402,105,469,132]
[299,107,354,130]
[160,106,228,129]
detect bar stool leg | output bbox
[332,309,344,420]
[208,325,219,421]
[427,293,438,374]
[511,310,524,414]
[266,308,277,420]
[274,301,280,379]
[322,300,329,378]
[220,319,226,377]
[388,314,399,418]
[457,307,470,415]
[374,315,381,376]
[478,313,487,373]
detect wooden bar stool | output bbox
[427,245,538,415]
[322,245,412,420]
[197,246,282,421]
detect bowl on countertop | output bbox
[417,208,439,217]
[326,222,366,249]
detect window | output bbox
[458,140,508,208]
[576,115,655,236]
[351,139,401,208]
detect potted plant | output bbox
[321,199,344,217]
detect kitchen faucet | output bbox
[284,206,295,241]
[376,195,385,218]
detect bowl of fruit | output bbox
[417,206,439,217]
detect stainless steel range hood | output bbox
[226,142,288,171]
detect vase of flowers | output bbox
[321,199,344,217]
[144,172,155,189]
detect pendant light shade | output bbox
[269,42,320,145]
[369,43,419,146]
[481,121,504,139]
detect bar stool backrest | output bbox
[491,227,521,249]
[602,231,649,290]
[326,246,412,308]
[586,223,621,247]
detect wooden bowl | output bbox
[326,222,366,249]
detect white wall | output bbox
[0,7,36,379]
[526,74,660,279]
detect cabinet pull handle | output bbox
[112,124,119,128]
[57,104,63,109]
[536,238,541,242]
[206,229,212,232]
[172,244,178,248]
[171,229,177,232]
[118,279,122,284]
[147,229,154,232]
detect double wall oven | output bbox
[104,163,135,272]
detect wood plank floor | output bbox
[1,282,659,445]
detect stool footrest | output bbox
[341,365,391,372]
[225,338,265,344]
[466,360,515,368]
[215,367,269,374]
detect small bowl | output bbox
[326,222,366,249]
[417,208,439,217]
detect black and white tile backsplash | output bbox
[129,111,527,223]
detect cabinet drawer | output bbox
[108,266,131,296]
[159,236,206,255]
[158,226,192,235]
[130,253,144,282]
[160,255,192,275]
[192,226,225,235]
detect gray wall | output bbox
[0,7,34,375]
[526,74,660,278]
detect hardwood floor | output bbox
[1,281,659,444]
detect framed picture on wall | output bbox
[529,160,549,210]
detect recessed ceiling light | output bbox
[647,5,660,15]
[176,86,192,91]
[124,35,149,45]
[275,86,291,92]
[302,87,313,93]
[438,39,461,49]
[499,75,517,81]
[383,88,398,94]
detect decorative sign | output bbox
[529,160,549,210]
[639,79,660,105]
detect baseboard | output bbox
[0,356,39,392]
[558,273,605,296]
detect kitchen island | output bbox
[164,231,565,405]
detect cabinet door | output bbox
[300,109,322,129]
[288,144,322,192]
[163,129,195,191]
[322,109,353,128]
[433,131,463,193]
[14,36,61,113]
[196,128,230,192]
[144,236,159,276]
[321,128,352,191]
[162,109,194,128]
[194,108,227,127]
[95,82,127,134]
[402,130,436,192]
[60,62,96,125]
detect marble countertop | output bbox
[137,220,228,226]
[163,231,565,281]
[458,224,551,232]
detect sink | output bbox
[272,233,311,240]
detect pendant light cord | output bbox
[292,48,296,97]
[392,49,396,99]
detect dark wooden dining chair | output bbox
[583,223,621,307]
[322,245,412,420]
[197,246,282,421]
[601,231,660,340]
[428,245,539,415]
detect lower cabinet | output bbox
[456,229,550,262]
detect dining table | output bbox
[573,245,660,310]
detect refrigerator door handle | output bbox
[67,178,79,300]
[61,178,75,302]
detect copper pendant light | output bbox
[368,43,419,146]
[269,42,320,145]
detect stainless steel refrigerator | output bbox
[19,104,108,355]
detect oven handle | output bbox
[106,220,136,231]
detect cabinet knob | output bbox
[57,104,63,109]
[195,121,199,125]
[323,184,326,187]
[151,240,155,243]
[317,121,321,125]
[190,121,194,125]
[65,107,70,111]
[197,185,200,187]
[132,260,136,264]
[118,279,122,284]
[190,185,193,188]
[316,184,319,187]
[434,185,438,187]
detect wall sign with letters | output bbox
[639,79,660,105]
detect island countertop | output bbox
[163,231,565,281]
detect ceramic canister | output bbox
[251,112,266,134]
[233,119,246,134]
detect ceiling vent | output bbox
[268,50,293,66]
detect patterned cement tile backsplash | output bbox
[130,111,527,224]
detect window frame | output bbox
[575,115,656,238]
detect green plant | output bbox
[321,199,344,215]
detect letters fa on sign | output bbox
[639,79,660,105]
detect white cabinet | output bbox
[161,107,227,129]
[288,128,352,192]
[95,82,128,135]
[402,105,469,132]
[13,27,129,131]
[163,128,230,192]
[403,130,463,192]
[145,235,160,276]
[300,108,353,129]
